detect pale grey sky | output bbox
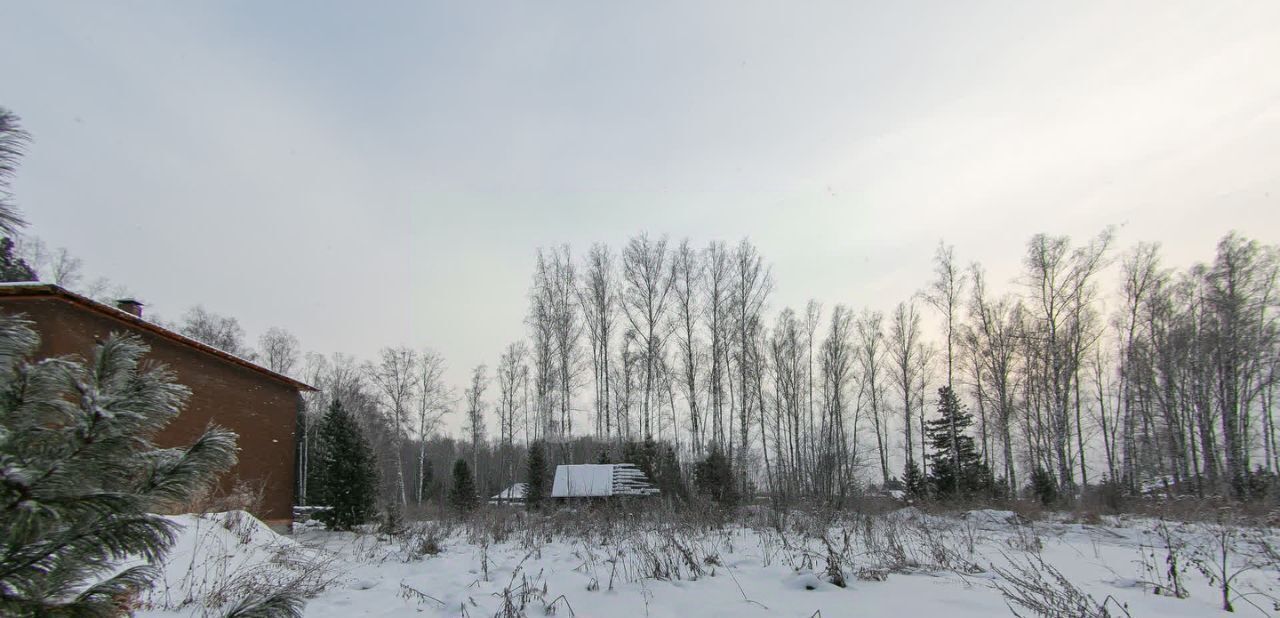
[2,1,1278,405]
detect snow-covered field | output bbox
[137,508,1280,617]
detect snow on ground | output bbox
[133,511,339,615]
[137,509,1280,617]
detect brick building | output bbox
[0,283,313,523]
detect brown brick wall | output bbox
[0,297,298,521]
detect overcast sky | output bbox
[3,2,1278,410]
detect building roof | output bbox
[550,463,659,498]
[0,282,315,392]
[490,483,528,501]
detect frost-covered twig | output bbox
[398,582,445,607]
[991,551,1128,618]
[723,562,769,611]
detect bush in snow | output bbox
[140,511,337,614]
[1188,511,1272,613]
[400,521,450,559]
[993,552,1129,618]
[1139,518,1187,599]
[0,315,300,616]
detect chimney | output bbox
[115,298,144,318]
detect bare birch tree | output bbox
[966,264,1023,490]
[671,239,705,454]
[889,301,923,479]
[732,239,771,489]
[820,305,856,500]
[464,364,489,489]
[922,241,967,490]
[367,347,418,506]
[495,343,528,493]
[705,241,733,452]
[579,244,617,439]
[620,233,675,438]
[414,349,451,503]
[857,310,890,485]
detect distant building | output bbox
[490,483,528,505]
[0,283,315,523]
[550,463,659,498]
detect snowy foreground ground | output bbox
[135,508,1280,617]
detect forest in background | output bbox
[294,229,1280,512]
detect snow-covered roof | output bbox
[552,465,614,497]
[550,463,659,498]
[490,483,528,501]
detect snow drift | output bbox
[134,511,338,614]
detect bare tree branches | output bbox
[621,234,676,439]
[367,347,419,506]
[179,305,250,357]
[258,327,300,377]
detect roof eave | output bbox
[0,283,317,392]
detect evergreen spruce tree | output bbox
[924,386,989,500]
[0,315,301,616]
[903,459,928,500]
[622,441,641,473]
[595,448,611,464]
[525,441,548,510]
[378,500,404,537]
[419,460,437,503]
[449,458,478,512]
[0,237,35,283]
[655,444,687,501]
[623,437,660,483]
[1030,467,1059,506]
[693,447,738,506]
[313,400,379,531]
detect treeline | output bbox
[503,231,1280,505]
[287,230,1280,514]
